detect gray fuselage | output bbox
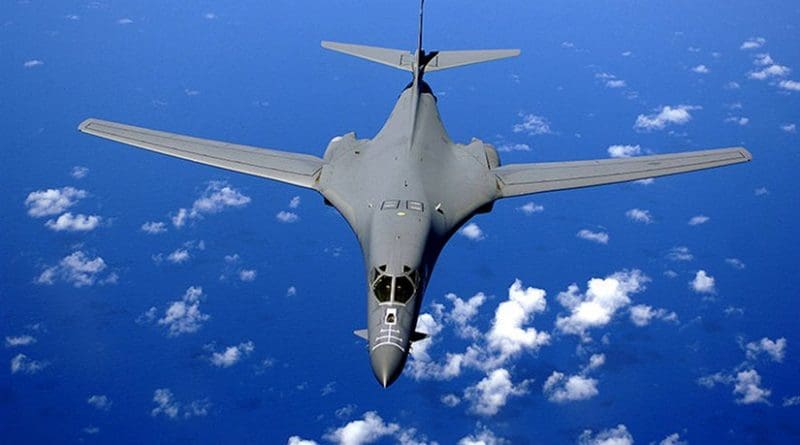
[317,80,499,386]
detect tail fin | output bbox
[321,42,520,73]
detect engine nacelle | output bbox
[323,132,358,162]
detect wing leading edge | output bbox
[492,147,752,198]
[78,119,325,189]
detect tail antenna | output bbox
[417,0,425,56]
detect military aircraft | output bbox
[79,2,751,387]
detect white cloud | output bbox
[605,79,626,88]
[153,240,205,265]
[464,368,530,416]
[577,229,609,244]
[749,64,790,80]
[23,59,44,68]
[10,353,47,374]
[441,394,461,407]
[725,81,741,90]
[36,251,113,287]
[173,182,251,228]
[497,143,531,152]
[445,292,486,339]
[634,178,655,185]
[288,437,319,445]
[578,424,633,445]
[324,411,399,445]
[141,221,167,234]
[203,12,217,20]
[5,335,36,347]
[779,80,800,91]
[740,37,766,50]
[556,270,649,338]
[658,433,686,445]
[634,105,700,131]
[239,269,257,282]
[517,202,544,215]
[407,313,465,381]
[697,371,734,389]
[82,426,99,435]
[289,196,301,208]
[487,279,549,361]
[87,395,112,411]
[458,428,509,445]
[734,369,771,404]
[690,270,715,293]
[692,64,710,74]
[625,208,652,223]
[45,213,101,232]
[150,388,209,419]
[71,166,89,179]
[754,187,769,196]
[584,353,606,373]
[596,73,627,88]
[543,372,599,403]
[512,113,552,135]
[688,215,710,226]
[157,286,210,336]
[210,341,255,367]
[117,18,134,25]
[607,144,641,158]
[745,337,787,363]
[724,116,749,126]
[410,281,548,381]
[667,246,693,261]
[781,123,797,133]
[754,53,774,66]
[725,258,746,269]
[286,286,297,297]
[172,208,189,228]
[460,223,485,241]
[629,304,677,326]
[783,396,800,407]
[166,248,190,264]
[25,187,87,217]
[276,211,299,223]
[544,354,605,403]
[407,311,466,381]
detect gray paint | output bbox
[78,6,751,387]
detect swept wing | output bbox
[493,147,752,198]
[78,119,325,189]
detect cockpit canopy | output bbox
[371,265,419,304]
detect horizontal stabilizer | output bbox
[322,41,414,71]
[425,49,520,72]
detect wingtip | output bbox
[78,118,95,132]
[738,147,753,162]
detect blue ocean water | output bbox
[2,1,798,444]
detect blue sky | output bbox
[2,1,799,444]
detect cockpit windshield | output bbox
[371,266,419,305]
[374,275,393,303]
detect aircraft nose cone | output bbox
[370,345,406,388]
